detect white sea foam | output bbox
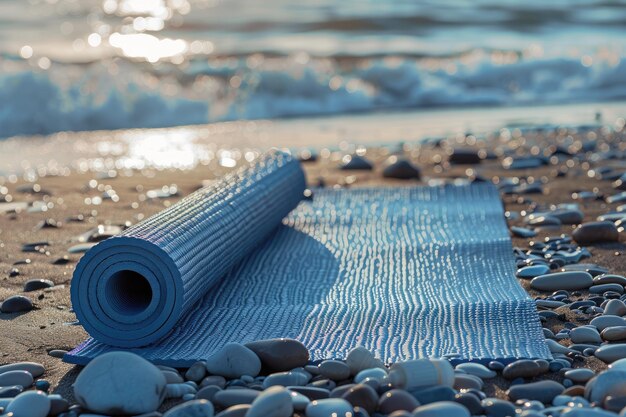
[1,54,625,138]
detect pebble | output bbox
[165,383,197,398]
[0,370,34,388]
[0,295,33,313]
[601,326,626,341]
[318,360,350,381]
[481,398,516,417]
[530,271,594,291]
[591,315,626,331]
[573,221,620,244]
[517,264,550,279]
[201,375,227,389]
[288,387,330,401]
[585,370,626,403]
[0,362,45,377]
[214,389,260,407]
[378,389,420,413]
[502,360,546,379]
[604,299,626,316]
[23,279,55,292]
[507,380,564,404]
[185,361,207,382]
[511,226,537,238]
[247,386,293,417]
[570,327,602,344]
[409,385,455,405]
[163,399,214,417]
[412,401,470,417]
[73,351,166,414]
[453,374,483,391]
[205,343,262,378]
[455,363,496,379]
[595,344,626,363]
[354,367,388,384]
[387,359,454,389]
[382,159,421,180]
[341,384,378,413]
[5,390,50,417]
[340,155,373,170]
[564,368,595,383]
[0,385,23,398]
[245,339,309,372]
[263,371,309,388]
[449,149,481,165]
[346,347,385,374]
[196,385,221,402]
[305,398,354,417]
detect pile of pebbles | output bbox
[5,340,626,416]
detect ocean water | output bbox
[1,0,626,138]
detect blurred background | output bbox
[1,0,626,139]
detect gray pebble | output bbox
[163,399,214,417]
[0,295,33,313]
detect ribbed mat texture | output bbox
[67,152,550,366]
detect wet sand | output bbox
[0,124,625,408]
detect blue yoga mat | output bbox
[66,151,550,366]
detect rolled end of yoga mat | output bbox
[71,150,306,348]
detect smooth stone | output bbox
[186,361,207,383]
[340,155,373,170]
[591,315,626,331]
[245,339,309,372]
[507,380,564,404]
[409,386,455,405]
[288,390,311,411]
[196,386,221,402]
[341,384,378,413]
[595,345,626,363]
[0,385,23,398]
[214,389,260,407]
[247,386,293,417]
[48,394,69,415]
[68,242,97,253]
[73,351,166,414]
[570,327,602,344]
[511,226,537,238]
[216,405,251,417]
[201,376,226,389]
[163,400,214,417]
[609,358,626,371]
[596,275,626,287]
[449,149,481,165]
[354,368,387,384]
[165,383,197,399]
[564,368,595,383]
[264,371,310,388]
[23,279,55,292]
[604,299,626,316]
[288,387,330,401]
[573,221,620,244]
[0,362,45,378]
[481,398,516,417]
[378,389,420,413]
[0,370,34,388]
[162,370,184,384]
[205,343,261,378]
[0,295,33,313]
[318,360,350,381]
[530,272,593,291]
[602,326,626,341]
[412,401,470,417]
[455,363,496,379]
[454,393,482,415]
[590,284,624,294]
[453,374,483,391]
[502,360,546,379]
[305,398,353,417]
[5,390,50,417]
[383,159,421,180]
[561,408,616,417]
[517,265,550,279]
[585,370,626,403]
[346,347,385,375]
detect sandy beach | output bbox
[1,115,625,412]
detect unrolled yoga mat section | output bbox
[67,161,551,366]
